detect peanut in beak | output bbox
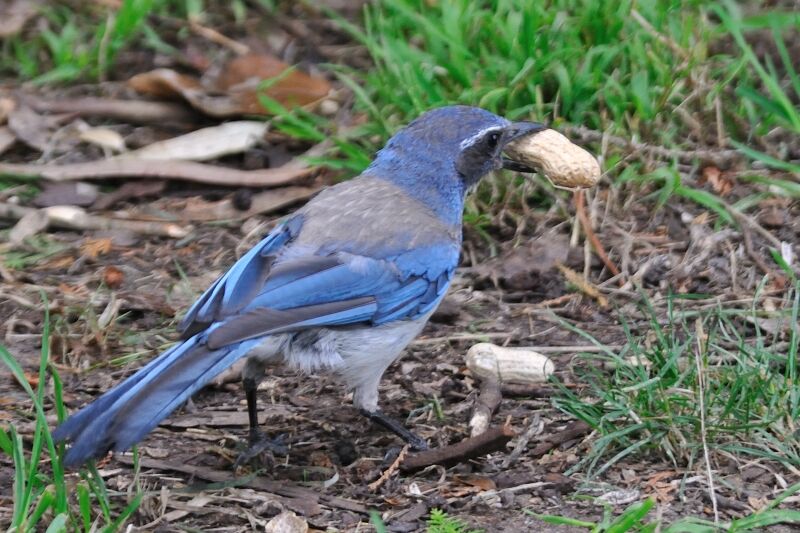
[505,128,601,188]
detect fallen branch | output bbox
[400,424,515,472]
[0,203,188,238]
[0,157,317,188]
[530,420,591,457]
[22,95,197,124]
[468,376,502,437]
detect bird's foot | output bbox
[233,430,288,470]
[360,409,428,451]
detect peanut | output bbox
[466,342,554,384]
[505,128,601,188]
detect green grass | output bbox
[3,0,800,529]
[0,0,264,84]
[531,488,800,532]
[551,282,800,477]
[0,302,143,532]
[261,0,800,234]
[371,508,483,533]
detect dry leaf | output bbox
[102,265,124,289]
[216,52,332,110]
[0,97,16,124]
[7,105,78,154]
[44,256,77,269]
[81,237,113,259]
[33,182,99,208]
[123,121,267,161]
[699,165,733,196]
[79,127,126,153]
[0,0,42,38]
[128,53,331,118]
[454,475,496,491]
[0,126,16,156]
[128,68,203,98]
[22,370,39,389]
[178,186,319,221]
[93,180,166,210]
[9,208,49,245]
[264,511,308,533]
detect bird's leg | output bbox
[360,408,428,451]
[233,376,287,469]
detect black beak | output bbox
[501,121,548,173]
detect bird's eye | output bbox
[486,131,500,149]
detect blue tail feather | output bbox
[55,335,257,467]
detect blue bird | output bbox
[53,105,546,466]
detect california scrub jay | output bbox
[53,105,546,466]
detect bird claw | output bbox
[360,408,429,451]
[233,431,288,470]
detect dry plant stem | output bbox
[741,223,774,276]
[557,263,609,307]
[400,424,515,472]
[695,319,720,525]
[22,95,196,124]
[574,189,623,285]
[563,125,741,167]
[368,445,409,492]
[0,202,188,238]
[468,376,502,437]
[530,420,591,457]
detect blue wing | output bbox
[179,214,459,349]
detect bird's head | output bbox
[366,106,546,223]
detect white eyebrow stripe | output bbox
[459,126,505,150]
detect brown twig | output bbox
[400,424,515,472]
[468,376,502,437]
[574,189,623,285]
[368,444,408,492]
[530,420,591,457]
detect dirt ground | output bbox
[1,2,800,532]
[2,195,798,531]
